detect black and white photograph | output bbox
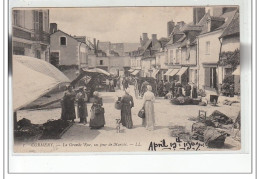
[12,6,241,153]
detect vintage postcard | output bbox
[12,6,241,153]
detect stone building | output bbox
[12,9,50,61]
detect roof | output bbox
[140,40,152,55]
[198,10,237,35]
[182,24,202,32]
[51,30,91,49]
[220,11,239,38]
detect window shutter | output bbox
[205,67,210,87]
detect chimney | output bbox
[193,7,205,25]
[93,38,97,54]
[50,23,57,34]
[152,34,157,46]
[142,33,149,42]
[167,20,175,37]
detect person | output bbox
[164,80,171,94]
[122,78,129,90]
[105,78,110,92]
[142,85,155,131]
[113,77,117,88]
[61,85,76,122]
[76,87,88,124]
[89,91,105,129]
[134,78,139,99]
[120,88,134,129]
[158,80,164,97]
[176,82,183,97]
[141,80,149,96]
[185,83,192,97]
[109,78,114,91]
[171,80,177,97]
[192,83,198,98]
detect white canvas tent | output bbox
[13,55,70,111]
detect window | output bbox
[13,10,19,26]
[100,60,103,65]
[36,50,41,59]
[60,37,67,46]
[205,67,217,89]
[176,49,180,63]
[206,41,210,55]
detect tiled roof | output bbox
[220,11,239,38]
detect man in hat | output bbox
[76,87,88,124]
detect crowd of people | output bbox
[60,75,158,131]
[60,74,201,132]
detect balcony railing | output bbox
[13,26,50,44]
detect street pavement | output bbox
[15,85,241,153]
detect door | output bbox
[50,52,59,68]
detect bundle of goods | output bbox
[208,110,233,126]
[203,127,229,148]
[171,96,193,105]
[39,119,71,140]
[14,118,43,140]
[169,125,191,142]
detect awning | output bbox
[151,69,159,78]
[13,55,70,111]
[232,66,240,75]
[131,70,140,76]
[164,69,173,76]
[128,68,135,73]
[176,67,188,76]
[168,69,180,76]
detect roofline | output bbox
[51,30,91,49]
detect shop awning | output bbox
[128,68,135,73]
[232,66,240,75]
[131,70,140,76]
[151,69,159,78]
[176,67,188,76]
[164,69,173,76]
[168,69,180,76]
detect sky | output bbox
[49,7,193,43]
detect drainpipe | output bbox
[196,37,199,89]
[218,37,223,91]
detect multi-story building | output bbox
[50,23,90,69]
[12,9,50,61]
[197,8,238,93]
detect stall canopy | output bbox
[164,69,173,76]
[232,66,240,75]
[13,55,70,111]
[176,67,188,76]
[128,69,135,73]
[71,67,110,86]
[131,70,140,76]
[168,69,180,76]
[151,69,159,78]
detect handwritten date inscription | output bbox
[148,138,205,151]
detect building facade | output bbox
[12,9,50,61]
[50,28,90,69]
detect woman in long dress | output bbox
[142,85,155,131]
[89,91,105,129]
[61,85,76,122]
[121,88,134,129]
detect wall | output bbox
[198,30,222,89]
[221,35,240,52]
[50,31,79,66]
